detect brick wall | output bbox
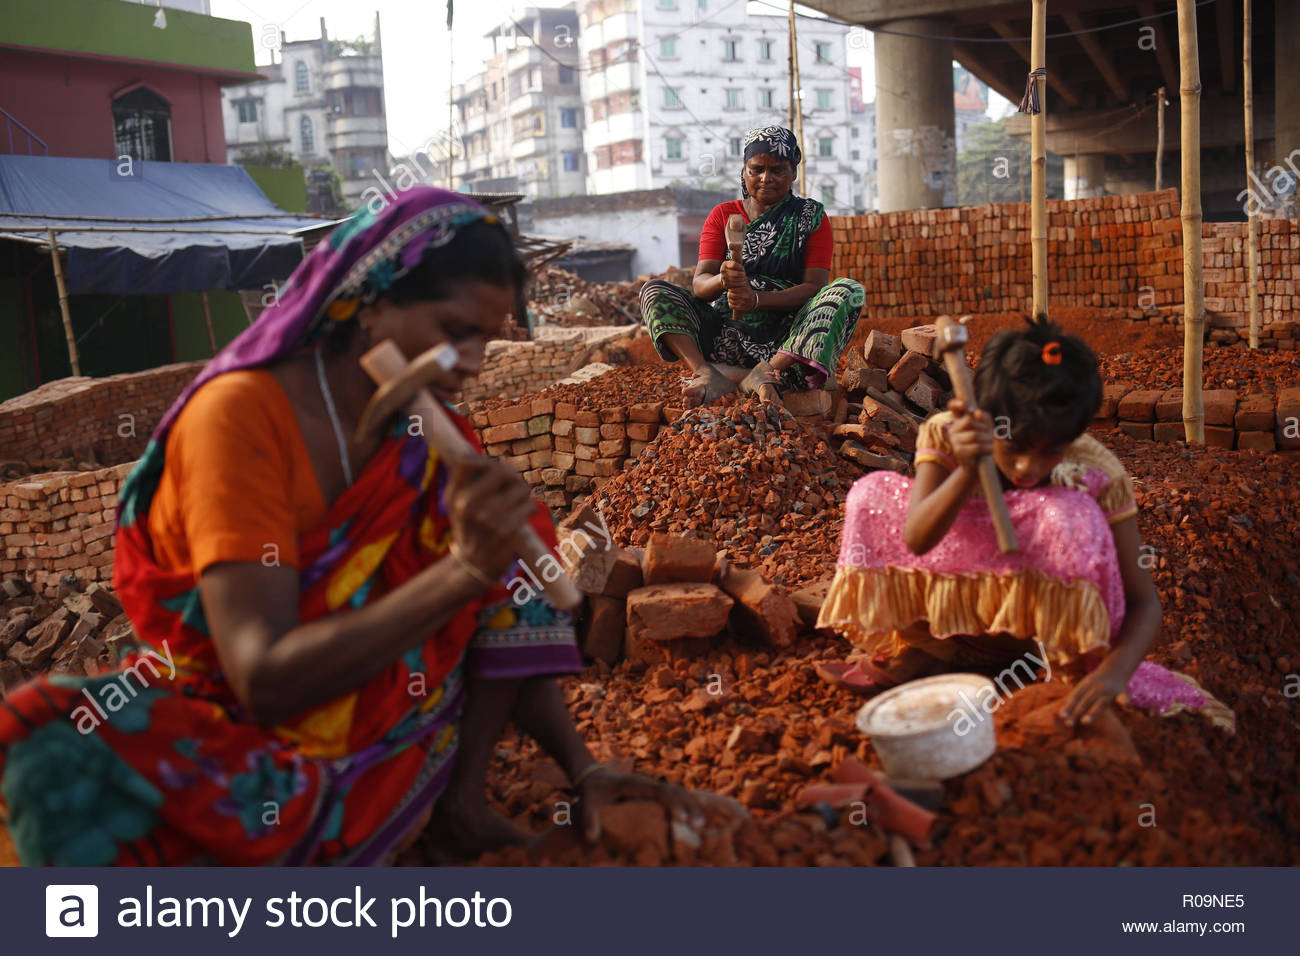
[0,362,204,466]
[831,190,1298,347]
[458,326,641,405]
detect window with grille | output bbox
[723,39,739,61]
[816,42,832,63]
[236,99,258,123]
[816,89,832,109]
[760,89,773,109]
[294,61,310,93]
[666,137,683,159]
[759,40,773,61]
[663,87,681,108]
[112,87,172,161]
[725,89,741,109]
[819,137,833,157]
[660,37,676,57]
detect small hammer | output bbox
[356,339,583,610]
[932,315,1018,553]
[724,213,748,321]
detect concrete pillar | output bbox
[1277,0,1300,166]
[873,18,956,211]
[1064,154,1106,199]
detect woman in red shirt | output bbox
[639,125,864,407]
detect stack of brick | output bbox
[0,361,203,474]
[472,369,673,513]
[0,579,134,695]
[1199,220,1300,348]
[0,463,135,596]
[564,522,800,667]
[457,326,641,405]
[1096,384,1300,453]
[831,327,949,472]
[829,190,1298,345]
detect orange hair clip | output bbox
[1041,342,1063,365]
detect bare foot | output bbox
[756,383,784,408]
[424,798,532,863]
[682,364,738,407]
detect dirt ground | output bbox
[412,310,1300,867]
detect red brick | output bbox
[1152,421,1185,442]
[1097,382,1130,419]
[784,390,831,417]
[1203,389,1237,426]
[1234,392,1274,431]
[643,533,718,585]
[1237,430,1276,452]
[574,426,602,445]
[863,330,902,369]
[904,371,945,413]
[1276,387,1300,450]
[627,422,659,442]
[598,438,629,458]
[486,404,530,427]
[719,565,800,648]
[601,550,644,598]
[626,582,733,643]
[598,406,627,423]
[1154,389,1183,422]
[790,580,833,628]
[1117,389,1163,422]
[1204,425,1235,449]
[530,397,555,418]
[899,324,938,356]
[628,402,665,424]
[887,351,929,392]
[1119,422,1153,440]
[555,402,578,421]
[574,410,600,427]
[599,423,626,440]
[580,595,626,664]
[481,421,528,444]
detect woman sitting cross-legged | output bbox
[0,187,705,866]
[639,125,865,408]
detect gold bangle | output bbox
[449,540,497,589]
[570,761,608,790]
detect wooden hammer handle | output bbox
[360,340,583,610]
[933,318,1018,553]
[724,213,748,322]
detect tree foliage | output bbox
[957,119,1065,205]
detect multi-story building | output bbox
[222,15,388,209]
[452,7,585,199]
[578,0,861,214]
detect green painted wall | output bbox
[1,0,256,76]
[171,291,248,361]
[243,165,309,214]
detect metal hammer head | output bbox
[356,341,459,441]
[725,213,745,250]
[932,315,971,360]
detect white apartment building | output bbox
[453,7,586,199]
[578,0,863,215]
[221,16,389,209]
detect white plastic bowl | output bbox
[855,673,998,780]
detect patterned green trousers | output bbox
[639,277,864,390]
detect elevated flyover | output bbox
[803,1,1290,217]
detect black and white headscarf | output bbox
[740,126,801,197]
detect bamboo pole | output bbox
[789,0,806,195]
[787,2,796,131]
[1030,0,1048,321]
[1244,0,1259,349]
[200,290,218,356]
[46,229,81,377]
[1178,0,1205,443]
[1155,86,1167,191]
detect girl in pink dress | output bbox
[818,319,1231,729]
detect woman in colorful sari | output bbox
[0,187,701,866]
[639,125,865,408]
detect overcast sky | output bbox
[208,0,882,153]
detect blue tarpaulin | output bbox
[0,155,331,294]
